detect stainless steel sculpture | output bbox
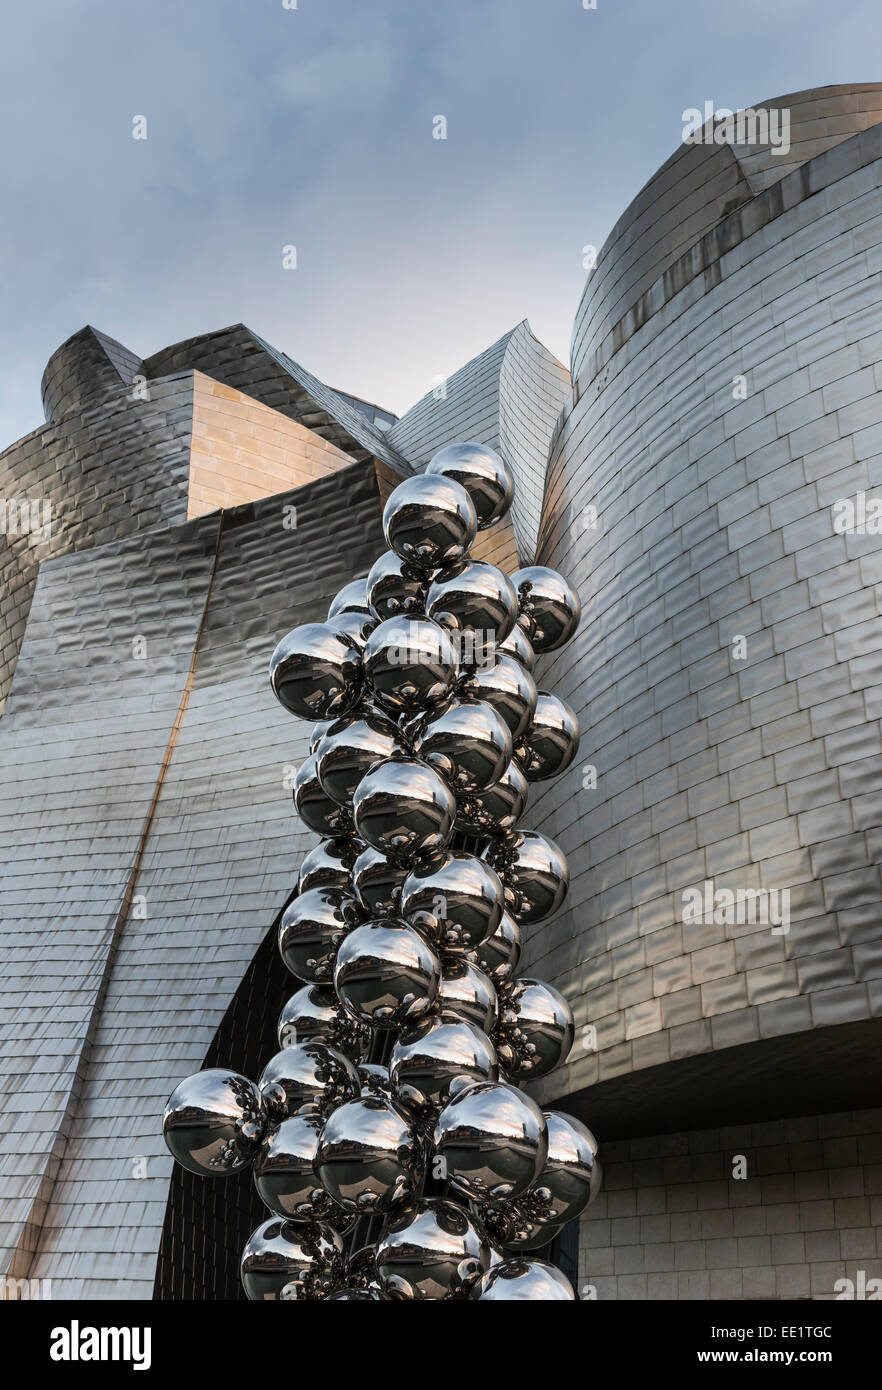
[270,622,363,720]
[239,1217,345,1301]
[417,698,513,794]
[458,651,538,741]
[389,1013,499,1117]
[400,848,504,954]
[162,1069,266,1177]
[334,919,442,1028]
[366,549,427,622]
[472,1258,576,1301]
[437,958,498,1033]
[455,759,528,837]
[376,1198,494,1300]
[163,442,600,1298]
[510,566,581,653]
[253,1113,353,1226]
[258,1043,360,1118]
[433,1080,548,1205]
[277,886,360,984]
[298,836,363,894]
[426,558,518,641]
[315,1095,425,1214]
[426,442,515,531]
[353,754,457,862]
[363,616,459,717]
[515,691,579,781]
[383,472,477,571]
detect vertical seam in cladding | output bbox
[19,510,226,1281]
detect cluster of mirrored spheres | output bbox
[162,442,601,1300]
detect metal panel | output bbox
[12,461,386,1297]
[526,121,882,1124]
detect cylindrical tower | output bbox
[526,86,882,1299]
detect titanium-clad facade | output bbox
[525,86,882,1297]
[0,83,880,1300]
[0,316,567,1295]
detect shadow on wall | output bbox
[153,900,294,1301]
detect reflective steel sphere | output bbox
[351,844,409,917]
[499,978,575,1079]
[258,1042,360,1118]
[328,577,371,618]
[400,849,504,954]
[363,616,458,718]
[377,1198,495,1299]
[357,1062,396,1100]
[383,473,477,572]
[515,691,579,781]
[497,623,535,670]
[483,830,569,924]
[278,886,359,983]
[293,753,353,836]
[325,608,377,651]
[417,699,512,795]
[253,1113,354,1228]
[390,1014,498,1117]
[345,1243,383,1293]
[270,622,363,720]
[511,566,581,653]
[278,984,371,1060]
[297,835,362,894]
[316,711,402,806]
[459,652,538,741]
[309,717,340,754]
[505,1221,563,1252]
[527,1111,601,1226]
[438,959,498,1033]
[481,1203,565,1252]
[316,1095,424,1214]
[426,560,518,643]
[163,1069,266,1177]
[240,1217,344,1301]
[434,1080,548,1206]
[334,918,441,1029]
[426,441,514,530]
[471,1258,575,1301]
[475,909,522,983]
[353,756,456,863]
[455,759,528,837]
[366,549,427,622]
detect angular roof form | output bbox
[389,320,570,560]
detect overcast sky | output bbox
[0,0,877,445]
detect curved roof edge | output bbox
[567,114,882,411]
[41,325,143,422]
[572,84,882,380]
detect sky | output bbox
[0,0,878,446]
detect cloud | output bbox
[0,0,876,446]
[273,37,397,113]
